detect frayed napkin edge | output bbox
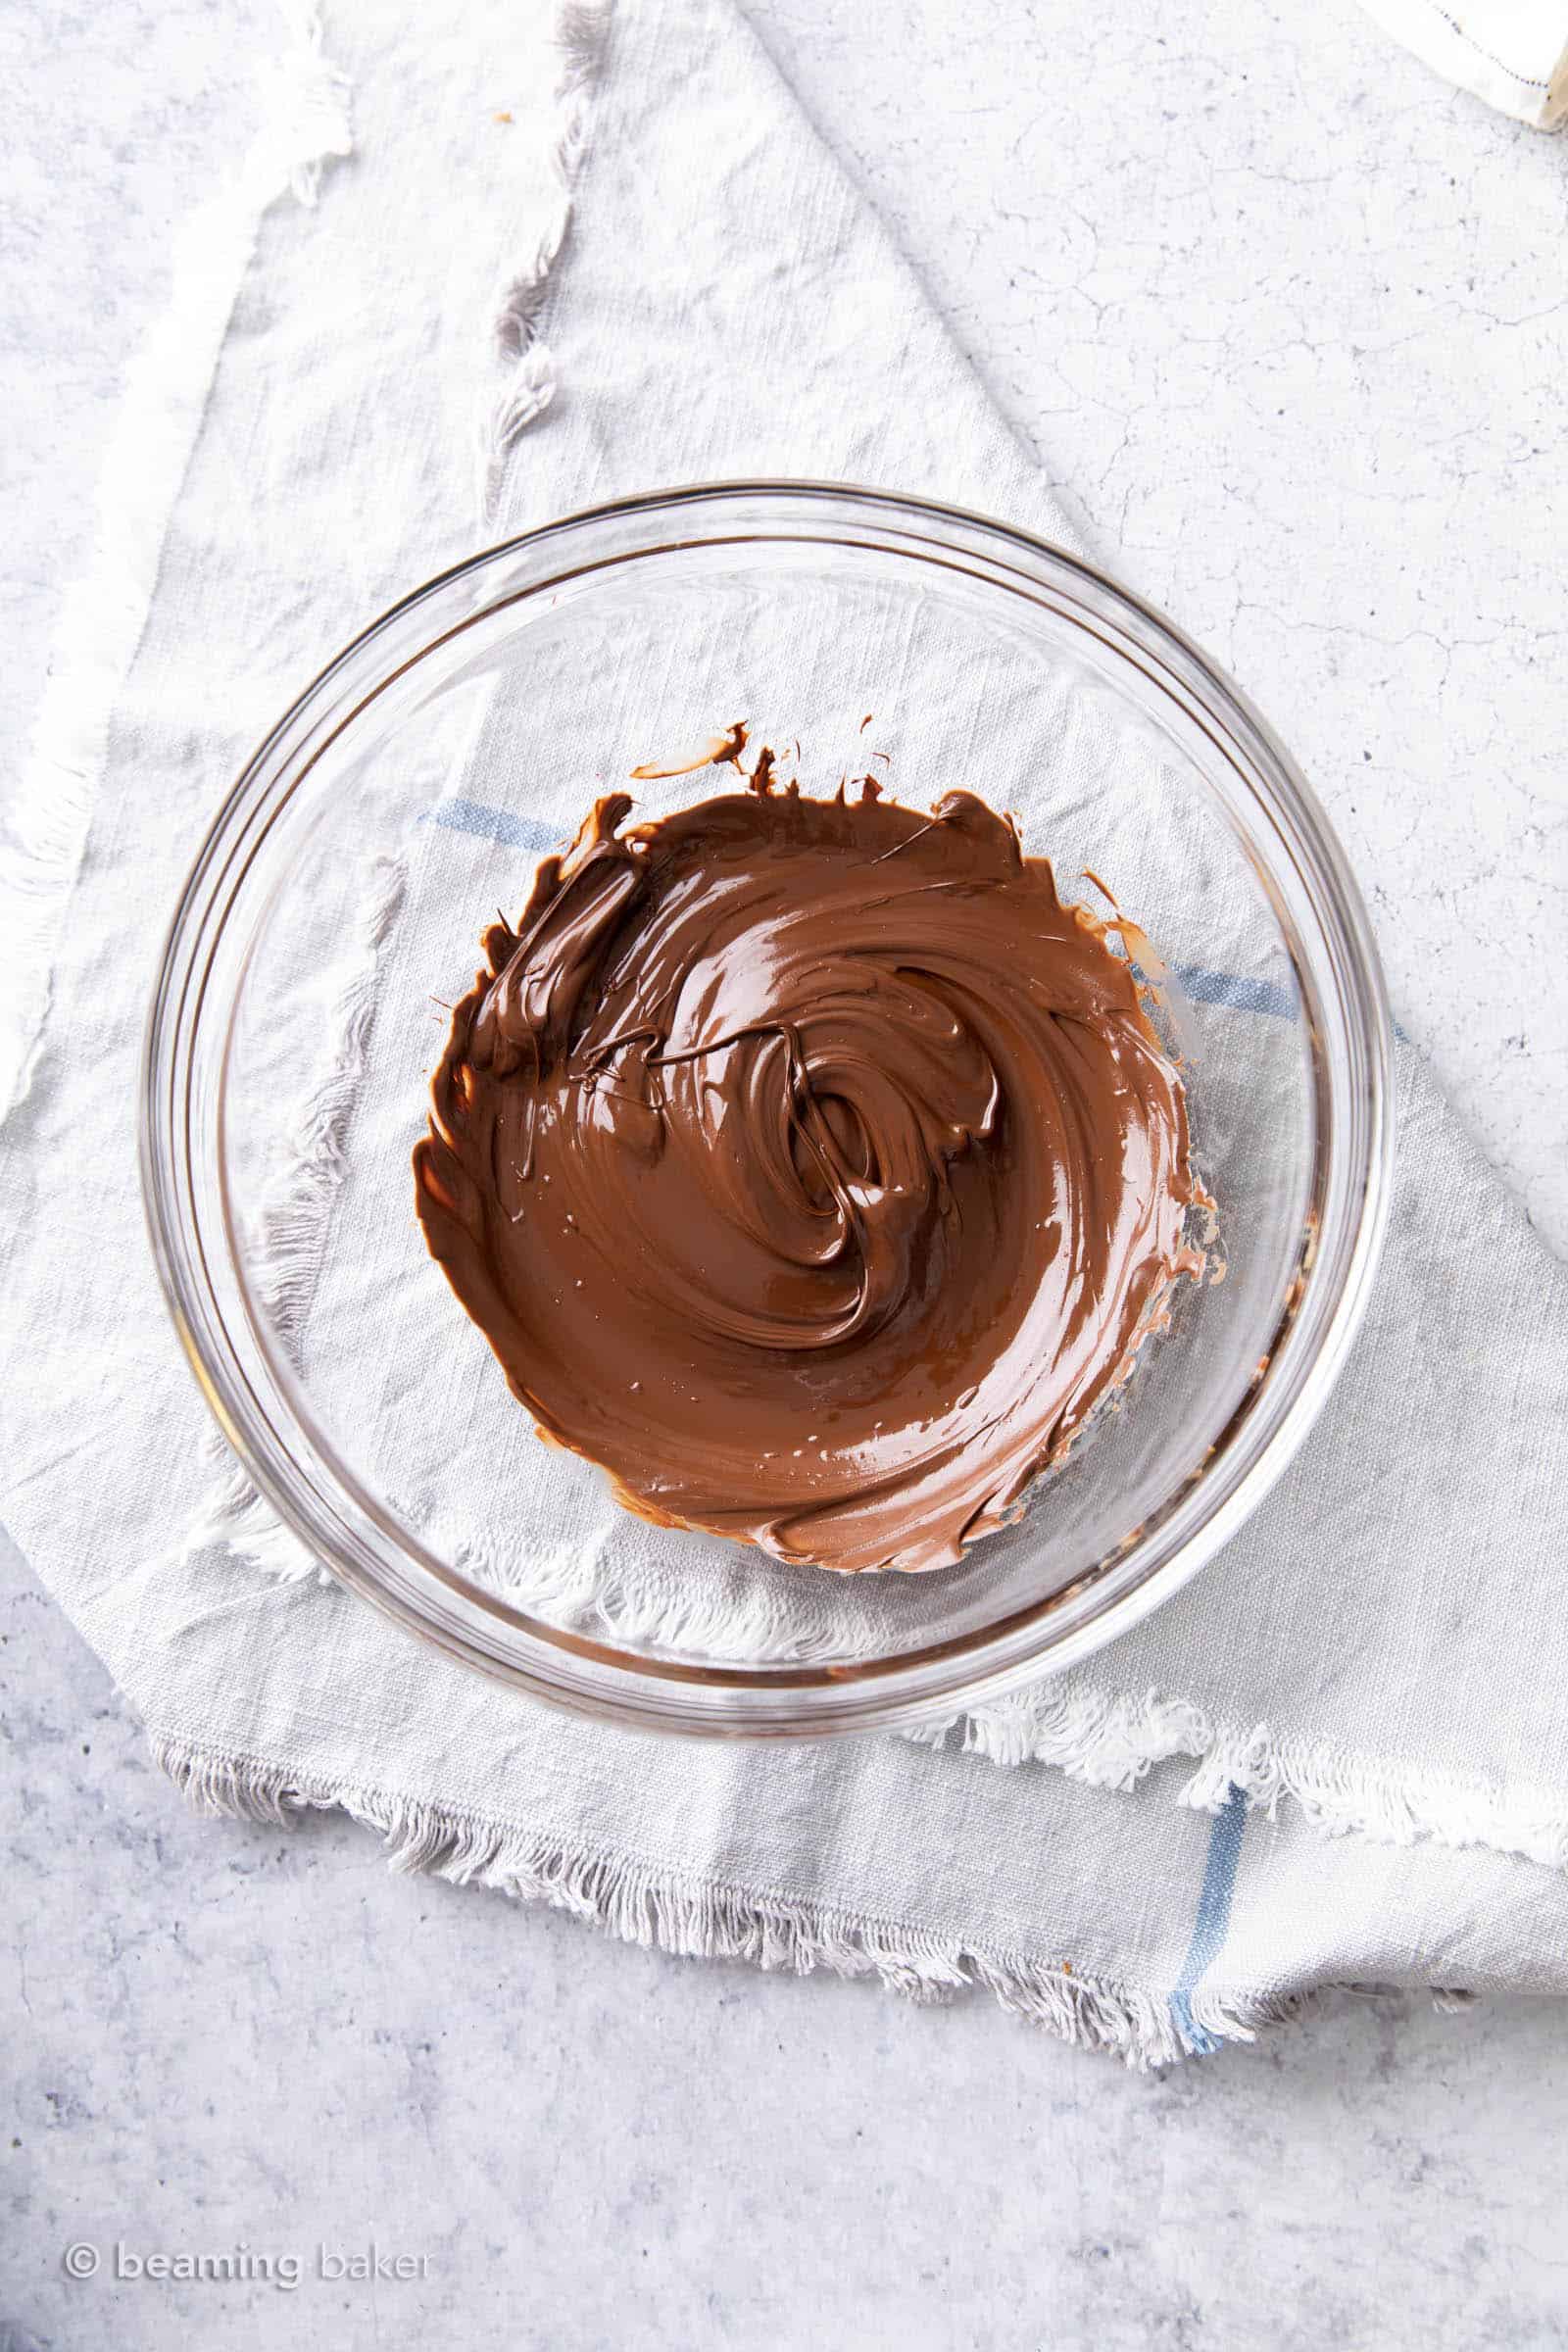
[149,1725,1324,2069]
[914,1690,1568,1873]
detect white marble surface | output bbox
[4,2,1568,2345]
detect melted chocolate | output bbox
[415,759,1202,1575]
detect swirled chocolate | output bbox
[415,753,1203,1575]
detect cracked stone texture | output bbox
[4,2,1568,2347]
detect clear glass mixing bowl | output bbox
[141,483,1393,1735]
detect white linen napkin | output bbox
[3,0,1567,2066]
[1357,0,1568,122]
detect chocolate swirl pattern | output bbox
[416,764,1203,1575]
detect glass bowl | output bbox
[141,483,1393,1736]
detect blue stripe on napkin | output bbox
[430,798,564,854]
[1168,1784,1249,2056]
[1172,964,1298,1021]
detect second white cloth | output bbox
[1358,0,1568,123]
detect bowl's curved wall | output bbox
[141,484,1393,1734]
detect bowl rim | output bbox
[140,478,1396,1736]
